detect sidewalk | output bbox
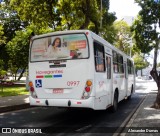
[0,95,30,113]
[121,92,160,136]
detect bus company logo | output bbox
[36,70,63,75]
[2,128,11,133]
[35,80,42,88]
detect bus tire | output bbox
[111,91,118,112]
[128,85,133,100]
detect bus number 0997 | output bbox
[67,81,80,86]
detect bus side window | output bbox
[94,41,105,72]
[127,59,134,75]
[118,54,124,73]
[113,51,118,73]
[106,56,111,79]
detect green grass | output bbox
[0,86,29,97]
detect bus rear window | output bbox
[30,33,89,62]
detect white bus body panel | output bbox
[29,30,135,110]
[29,96,95,108]
[29,59,93,99]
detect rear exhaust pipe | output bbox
[45,100,49,106]
[68,100,71,107]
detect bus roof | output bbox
[31,30,90,40]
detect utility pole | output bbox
[99,0,102,36]
[100,0,102,29]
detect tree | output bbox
[113,20,133,55]
[6,24,52,80]
[101,25,117,44]
[0,22,7,78]
[0,24,6,45]
[10,0,61,30]
[97,0,117,43]
[133,54,149,76]
[57,0,101,32]
[131,16,153,54]
[6,30,30,80]
[0,59,7,78]
[0,0,28,70]
[10,0,116,36]
[133,0,160,108]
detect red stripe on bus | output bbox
[36,75,44,78]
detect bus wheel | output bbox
[128,85,133,100]
[111,91,118,112]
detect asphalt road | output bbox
[0,80,153,136]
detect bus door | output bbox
[105,55,112,105]
[124,62,128,96]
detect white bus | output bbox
[28,30,135,111]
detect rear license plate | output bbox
[53,89,64,94]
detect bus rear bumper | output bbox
[29,96,95,109]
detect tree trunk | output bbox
[141,69,143,76]
[79,0,90,29]
[154,87,160,108]
[17,68,26,81]
[14,69,19,81]
[14,73,17,81]
[150,44,160,109]
[136,70,138,76]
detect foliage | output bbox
[1,0,53,79]
[133,0,160,55]
[135,0,160,27]
[10,0,64,31]
[0,25,6,74]
[0,24,6,45]
[0,1,28,42]
[10,0,116,36]
[133,0,160,108]
[0,70,7,77]
[0,1,28,70]
[57,0,98,30]
[0,59,6,78]
[131,16,154,54]
[133,54,149,74]
[99,0,117,43]
[113,20,132,55]
[133,0,160,68]
[6,30,30,79]
[10,0,60,30]
[0,59,3,69]
[101,25,117,44]
[5,24,53,80]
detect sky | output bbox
[109,0,141,20]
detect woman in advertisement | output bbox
[47,37,62,58]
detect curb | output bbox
[113,95,146,136]
[0,103,31,113]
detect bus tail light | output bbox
[28,81,37,98]
[82,80,92,99]
[86,80,92,86]
[85,87,90,92]
[29,81,33,87]
[30,87,34,92]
